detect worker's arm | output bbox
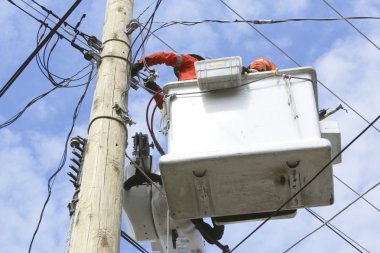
[138,51,180,67]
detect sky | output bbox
[0,0,380,252]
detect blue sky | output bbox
[1,0,380,252]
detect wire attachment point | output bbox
[125,19,140,35]
[113,103,135,126]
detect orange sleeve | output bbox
[138,51,179,67]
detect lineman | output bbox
[131,52,276,108]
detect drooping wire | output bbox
[0,86,58,129]
[334,175,380,213]
[146,16,380,26]
[136,0,159,20]
[1,0,84,98]
[28,65,94,253]
[121,230,149,253]
[321,0,380,53]
[129,0,163,65]
[229,114,380,252]
[145,92,165,156]
[217,0,380,134]
[35,22,93,88]
[283,182,380,252]
[27,0,95,49]
[306,208,369,253]
[19,0,89,49]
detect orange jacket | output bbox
[249,57,276,72]
[138,52,199,81]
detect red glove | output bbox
[153,93,164,109]
[249,57,276,72]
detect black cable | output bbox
[229,114,380,252]
[0,0,84,98]
[0,86,58,129]
[121,230,149,253]
[217,0,380,134]
[33,14,94,88]
[306,208,368,253]
[321,0,380,53]
[19,0,89,49]
[130,0,163,65]
[147,16,380,26]
[29,0,93,43]
[7,0,89,52]
[28,65,94,253]
[334,175,380,213]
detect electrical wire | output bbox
[0,0,84,98]
[217,0,380,134]
[121,230,149,253]
[334,175,380,213]
[125,153,166,196]
[306,208,369,253]
[229,114,380,252]
[27,0,96,50]
[145,92,165,155]
[321,0,380,53]
[136,0,159,20]
[284,182,380,252]
[0,86,58,129]
[19,0,90,49]
[28,65,94,253]
[35,21,93,88]
[146,16,380,26]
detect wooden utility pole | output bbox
[67,0,133,252]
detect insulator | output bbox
[72,150,82,160]
[67,172,78,182]
[70,157,81,167]
[69,164,79,174]
[70,137,83,148]
[69,179,80,189]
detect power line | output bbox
[121,230,149,253]
[218,0,380,134]
[229,114,380,252]
[334,175,380,213]
[0,0,83,98]
[147,16,380,26]
[0,86,58,129]
[19,0,90,49]
[7,0,89,53]
[284,182,380,252]
[28,65,94,253]
[306,208,369,252]
[321,0,380,53]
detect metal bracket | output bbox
[130,77,140,90]
[125,19,140,35]
[288,169,302,208]
[87,36,103,52]
[84,50,101,65]
[113,103,135,126]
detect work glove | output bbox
[153,93,164,110]
[131,62,144,77]
[144,80,162,94]
[242,66,249,74]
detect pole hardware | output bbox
[113,103,135,126]
[125,19,140,35]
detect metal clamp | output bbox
[113,103,135,126]
[125,19,140,35]
[84,50,101,65]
